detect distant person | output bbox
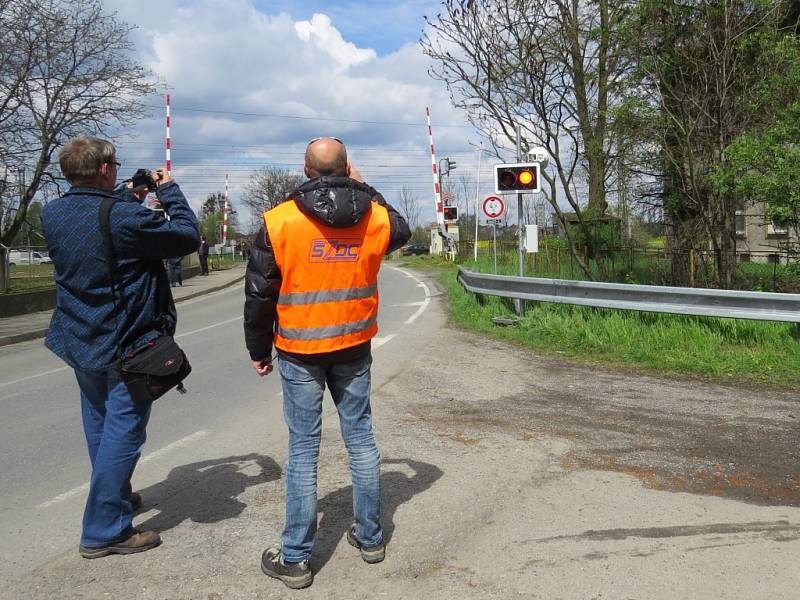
[243,137,410,588]
[198,235,210,275]
[41,136,199,558]
[168,255,183,287]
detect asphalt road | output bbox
[0,265,430,588]
[2,265,799,599]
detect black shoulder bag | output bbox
[100,197,192,404]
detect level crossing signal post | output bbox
[493,132,545,315]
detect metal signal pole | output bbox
[515,124,524,315]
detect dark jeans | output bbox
[169,264,182,286]
[199,254,208,275]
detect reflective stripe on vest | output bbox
[278,283,378,306]
[264,199,390,353]
[277,316,377,340]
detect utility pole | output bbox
[474,143,482,262]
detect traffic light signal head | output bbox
[494,162,541,194]
[443,206,458,222]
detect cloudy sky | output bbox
[101,0,507,230]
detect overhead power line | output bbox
[144,104,474,128]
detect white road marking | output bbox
[38,483,90,509]
[176,316,243,339]
[38,430,211,508]
[385,266,431,325]
[0,366,69,389]
[405,294,430,325]
[389,301,426,307]
[373,335,396,349]
[177,282,244,306]
[138,430,210,465]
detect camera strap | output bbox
[99,197,123,360]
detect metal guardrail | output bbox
[458,268,800,323]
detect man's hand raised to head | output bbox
[347,162,364,183]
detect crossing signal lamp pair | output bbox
[494,163,541,194]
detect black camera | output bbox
[130,168,157,192]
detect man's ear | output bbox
[345,161,351,177]
[304,164,311,178]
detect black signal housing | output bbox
[494,162,541,194]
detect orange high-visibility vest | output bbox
[264,199,391,354]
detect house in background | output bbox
[735,201,798,264]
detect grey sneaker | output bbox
[260,547,313,589]
[347,524,385,563]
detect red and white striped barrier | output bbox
[165,94,171,177]
[223,173,229,246]
[426,106,444,227]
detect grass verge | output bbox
[401,256,800,392]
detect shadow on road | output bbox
[135,453,282,532]
[312,457,444,572]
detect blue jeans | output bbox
[74,368,151,547]
[278,354,382,563]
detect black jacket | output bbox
[243,177,411,364]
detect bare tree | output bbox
[422,0,633,279]
[242,165,304,228]
[396,184,423,231]
[0,0,157,247]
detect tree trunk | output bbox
[716,193,738,289]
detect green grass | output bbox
[8,264,56,292]
[208,255,245,270]
[430,260,800,391]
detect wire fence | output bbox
[455,239,800,293]
[1,244,247,293]
[2,246,54,292]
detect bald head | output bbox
[304,137,348,179]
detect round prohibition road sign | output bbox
[482,195,505,219]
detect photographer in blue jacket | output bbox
[41,136,199,558]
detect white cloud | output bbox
[294,13,376,69]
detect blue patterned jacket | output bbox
[42,181,199,371]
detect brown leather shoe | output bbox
[79,529,161,559]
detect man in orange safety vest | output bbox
[243,137,410,589]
